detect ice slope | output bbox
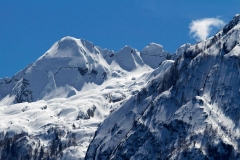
[0,36,171,159]
[86,14,240,159]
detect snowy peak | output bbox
[143,43,164,54]
[0,36,171,104]
[140,43,170,68]
[115,46,144,71]
[2,13,240,160]
[0,36,175,159]
[0,37,109,103]
[57,36,80,51]
[41,36,95,59]
[3,13,240,105]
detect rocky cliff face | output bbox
[86,14,240,160]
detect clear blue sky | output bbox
[0,0,239,77]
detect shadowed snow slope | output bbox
[86,14,240,160]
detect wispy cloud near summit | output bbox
[189,18,225,41]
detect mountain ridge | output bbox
[0,32,173,159]
[0,36,171,104]
[1,14,240,160]
[86,14,240,160]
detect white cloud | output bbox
[189,18,225,41]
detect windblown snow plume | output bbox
[189,17,225,41]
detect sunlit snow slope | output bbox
[3,14,240,160]
[0,36,171,159]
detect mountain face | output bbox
[86,14,240,159]
[0,14,240,160]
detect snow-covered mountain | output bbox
[1,14,240,160]
[86,14,240,159]
[0,35,171,159]
[0,36,171,104]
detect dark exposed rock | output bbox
[78,66,88,75]
[223,14,240,34]
[91,69,98,75]
[87,105,97,118]
[15,78,33,103]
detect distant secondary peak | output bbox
[140,43,169,68]
[119,45,136,53]
[141,43,165,56]
[149,43,163,47]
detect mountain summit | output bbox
[0,34,171,159]
[0,36,170,104]
[1,14,240,159]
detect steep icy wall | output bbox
[86,14,240,160]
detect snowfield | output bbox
[0,36,170,159]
